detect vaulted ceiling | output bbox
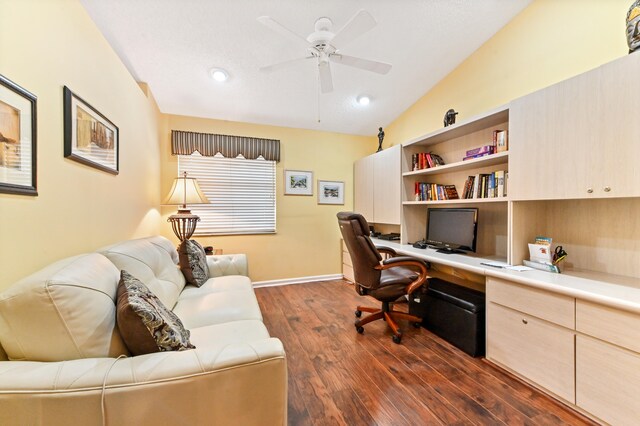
[81,0,531,136]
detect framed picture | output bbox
[63,86,119,174]
[284,170,313,195]
[0,75,37,196]
[318,180,344,205]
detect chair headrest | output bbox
[337,211,370,236]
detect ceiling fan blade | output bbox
[330,54,392,74]
[259,56,313,73]
[330,9,376,48]
[257,16,310,49]
[318,61,333,93]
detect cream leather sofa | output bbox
[0,236,287,426]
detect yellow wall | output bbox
[385,0,632,147]
[0,0,162,289]
[161,115,372,282]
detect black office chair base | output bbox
[354,303,422,344]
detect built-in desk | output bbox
[370,238,640,424]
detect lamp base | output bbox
[168,212,200,241]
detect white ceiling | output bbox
[80,0,531,136]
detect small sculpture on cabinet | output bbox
[627,0,640,53]
[377,127,385,152]
[443,109,458,127]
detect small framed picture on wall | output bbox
[63,86,119,174]
[284,170,313,195]
[317,180,344,205]
[0,74,37,196]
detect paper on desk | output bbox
[505,265,534,272]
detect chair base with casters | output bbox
[354,301,423,344]
[337,211,430,344]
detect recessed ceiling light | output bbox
[357,95,370,106]
[210,68,229,82]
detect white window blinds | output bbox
[178,153,276,235]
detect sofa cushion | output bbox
[117,270,195,355]
[100,237,185,309]
[178,275,253,300]
[173,289,263,328]
[178,240,209,287]
[0,253,127,362]
[188,319,270,352]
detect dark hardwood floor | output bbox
[255,280,598,426]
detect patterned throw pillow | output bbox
[116,270,195,356]
[178,239,209,287]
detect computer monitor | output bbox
[425,208,478,254]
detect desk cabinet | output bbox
[341,240,354,283]
[486,278,575,402]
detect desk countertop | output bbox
[372,239,640,315]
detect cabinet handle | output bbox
[586,188,593,194]
[604,186,611,192]
[522,318,528,324]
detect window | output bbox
[178,153,276,235]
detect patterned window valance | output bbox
[171,130,280,162]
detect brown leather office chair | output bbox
[337,212,429,344]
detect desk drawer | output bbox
[487,278,575,328]
[342,250,353,268]
[488,302,575,403]
[576,300,640,353]
[343,263,354,282]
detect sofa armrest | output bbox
[0,337,286,426]
[206,254,248,278]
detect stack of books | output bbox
[411,152,445,171]
[461,170,508,199]
[463,144,495,161]
[414,182,459,201]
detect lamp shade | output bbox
[163,172,209,208]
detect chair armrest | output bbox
[206,254,248,277]
[377,256,429,295]
[375,246,397,257]
[0,338,286,425]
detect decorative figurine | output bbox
[377,127,385,152]
[627,0,640,53]
[443,109,458,127]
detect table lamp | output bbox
[164,172,209,241]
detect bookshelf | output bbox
[400,105,510,261]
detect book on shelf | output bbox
[412,152,445,171]
[496,130,508,153]
[465,145,495,157]
[414,182,459,201]
[463,151,493,161]
[461,170,508,199]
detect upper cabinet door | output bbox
[509,70,598,200]
[354,154,374,221]
[373,144,401,224]
[594,53,640,198]
[510,54,640,200]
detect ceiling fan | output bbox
[257,10,392,93]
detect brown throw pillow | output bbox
[116,270,195,356]
[178,239,209,287]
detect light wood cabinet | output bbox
[487,302,575,402]
[509,52,640,200]
[576,335,640,426]
[486,278,575,402]
[341,240,354,283]
[354,154,374,220]
[354,144,401,225]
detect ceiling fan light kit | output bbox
[257,9,392,94]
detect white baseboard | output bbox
[253,274,344,288]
